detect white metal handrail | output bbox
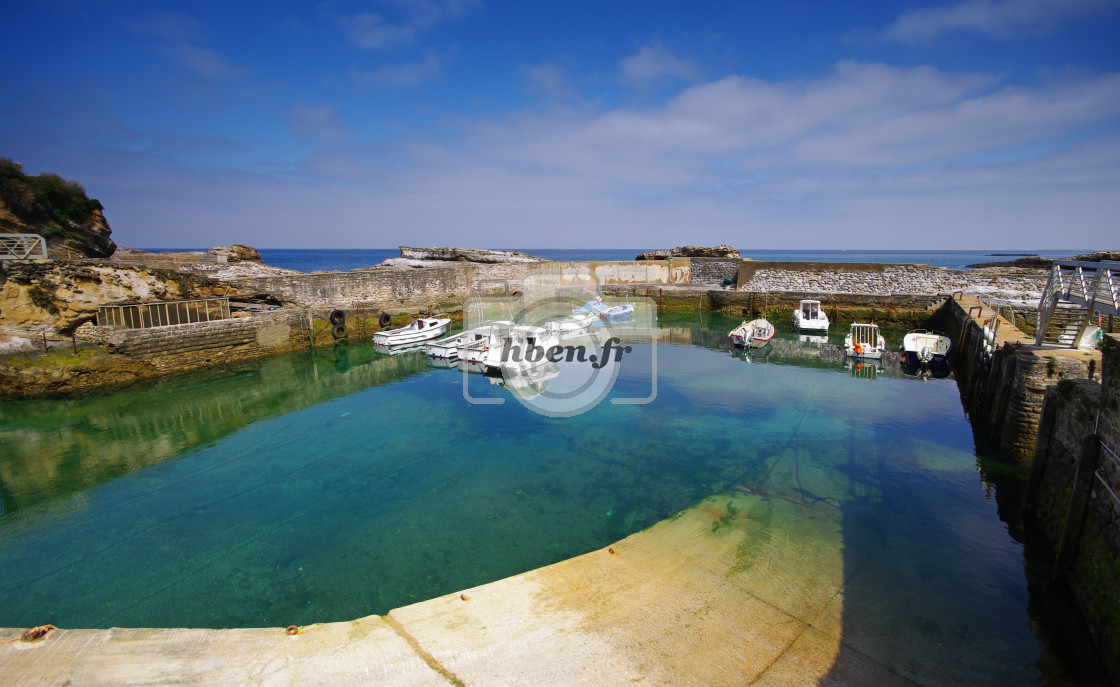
[0,233,48,260]
[1036,260,1120,347]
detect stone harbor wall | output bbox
[689,258,739,285]
[937,297,1093,461]
[236,260,693,307]
[81,310,309,372]
[737,262,1047,306]
[1025,336,1120,683]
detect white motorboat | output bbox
[844,323,887,360]
[793,299,829,332]
[899,329,951,366]
[730,318,776,348]
[480,324,560,373]
[373,316,450,346]
[458,321,513,365]
[425,326,489,360]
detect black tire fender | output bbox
[329,309,346,326]
[379,312,392,328]
[332,323,348,339]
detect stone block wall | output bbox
[1029,335,1120,683]
[235,260,693,307]
[940,298,1091,461]
[737,262,1046,306]
[689,258,739,285]
[84,311,305,372]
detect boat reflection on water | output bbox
[729,341,773,363]
[797,332,829,349]
[374,341,427,356]
[458,359,560,399]
[899,361,952,380]
[844,357,883,381]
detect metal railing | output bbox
[1098,440,1120,509]
[0,233,48,260]
[97,297,231,329]
[1035,260,1120,347]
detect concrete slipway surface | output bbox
[1,484,1011,687]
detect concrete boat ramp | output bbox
[0,489,975,686]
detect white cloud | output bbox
[288,106,352,148]
[343,1,482,50]
[351,56,444,86]
[163,44,247,80]
[382,0,484,29]
[132,10,246,80]
[620,45,700,85]
[882,0,1114,42]
[346,13,415,51]
[522,62,578,100]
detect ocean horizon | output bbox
[139,248,1092,274]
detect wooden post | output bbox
[42,333,48,353]
[1053,434,1102,579]
[72,334,77,353]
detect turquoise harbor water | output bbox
[0,314,1106,683]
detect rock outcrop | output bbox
[1070,251,1120,263]
[379,246,548,268]
[0,159,116,258]
[636,245,741,260]
[0,260,222,334]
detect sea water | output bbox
[142,248,1090,272]
[0,313,1105,683]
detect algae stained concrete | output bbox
[0,427,1041,686]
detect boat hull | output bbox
[899,330,951,366]
[373,318,450,346]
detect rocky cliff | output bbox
[0,261,222,344]
[636,245,741,260]
[0,158,116,258]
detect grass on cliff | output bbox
[0,157,103,238]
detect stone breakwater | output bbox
[736,262,1047,307]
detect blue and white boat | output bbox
[546,296,607,336]
[598,302,635,322]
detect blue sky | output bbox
[2,0,1118,249]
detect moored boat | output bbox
[599,303,635,322]
[730,318,776,348]
[426,327,489,360]
[373,316,451,346]
[844,323,886,360]
[546,296,607,336]
[899,329,951,366]
[793,299,829,332]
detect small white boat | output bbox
[900,329,951,366]
[425,327,489,360]
[372,316,450,346]
[546,296,606,336]
[730,318,776,348]
[478,324,560,373]
[793,299,829,332]
[599,302,635,322]
[458,321,513,365]
[844,323,886,360]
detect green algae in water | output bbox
[0,314,1108,684]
